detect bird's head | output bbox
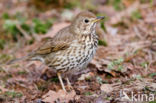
[71,11,104,35]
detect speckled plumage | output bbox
[25,11,104,92]
[47,29,98,73]
[31,11,99,74]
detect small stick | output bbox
[16,24,31,40]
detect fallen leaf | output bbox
[42,90,76,103]
[0,86,8,93]
[78,72,94,81]
[100,84,113,93]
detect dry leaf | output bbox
[0,86,8,92]
[100,84,113,93]
[78,72,94,81]
[42,90,76,103]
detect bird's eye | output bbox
[84,19,89,23]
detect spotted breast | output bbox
[47,31,98,73]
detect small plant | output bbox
[140,62,148,68]
[2,13,10,20]
[140,0,153,5]
[111,0,125,11]
[4,91,23,98]
[107,58,124,71]
[84,91,92,96]
[98,40,108,46]
[2,12,53,42]
[100,21,107,33]
[3,19,21,41]
[149,73,156,78]
[131,10,142,21]
[96,76,103,84]
[32,18,52,34]
[50,77,59,82]
[64,0,80,9]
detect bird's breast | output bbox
[69,33,98,68]
[50,33,98,73]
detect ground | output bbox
[0,0,156,103]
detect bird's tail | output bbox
[6,56,28,65]
[6,52,35,65]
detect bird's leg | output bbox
[57,72,66,92]
[66,77,73,90]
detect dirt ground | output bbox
[0,0,156,103]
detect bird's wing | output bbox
[35,41,70,54]
[35,26,75,55]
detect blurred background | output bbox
[0,0,156,102]
[0,0,155,49]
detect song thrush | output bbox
[9,11,104,92]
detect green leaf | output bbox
[2,13,10,19]
[98,40,108,46]
[32,18,52,34]
[140,62,148,68]
[21,23,31,34]
[107,58,124,70]
[117,65,123,71]
[101,21,107,33]
[3,20,19,34]
[149,73,156,77]
[96,76,103,84]
[113,58,124,65]
[112,0,124,11]
[4,91,23,98]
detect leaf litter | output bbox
[0,0,156,102]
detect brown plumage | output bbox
[9,11,104,92]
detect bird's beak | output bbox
[92,16,104,23]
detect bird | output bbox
[8,11,104,92]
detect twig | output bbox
[133,26,144,40]
[16,24,32,41]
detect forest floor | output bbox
[0,0,156,103]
